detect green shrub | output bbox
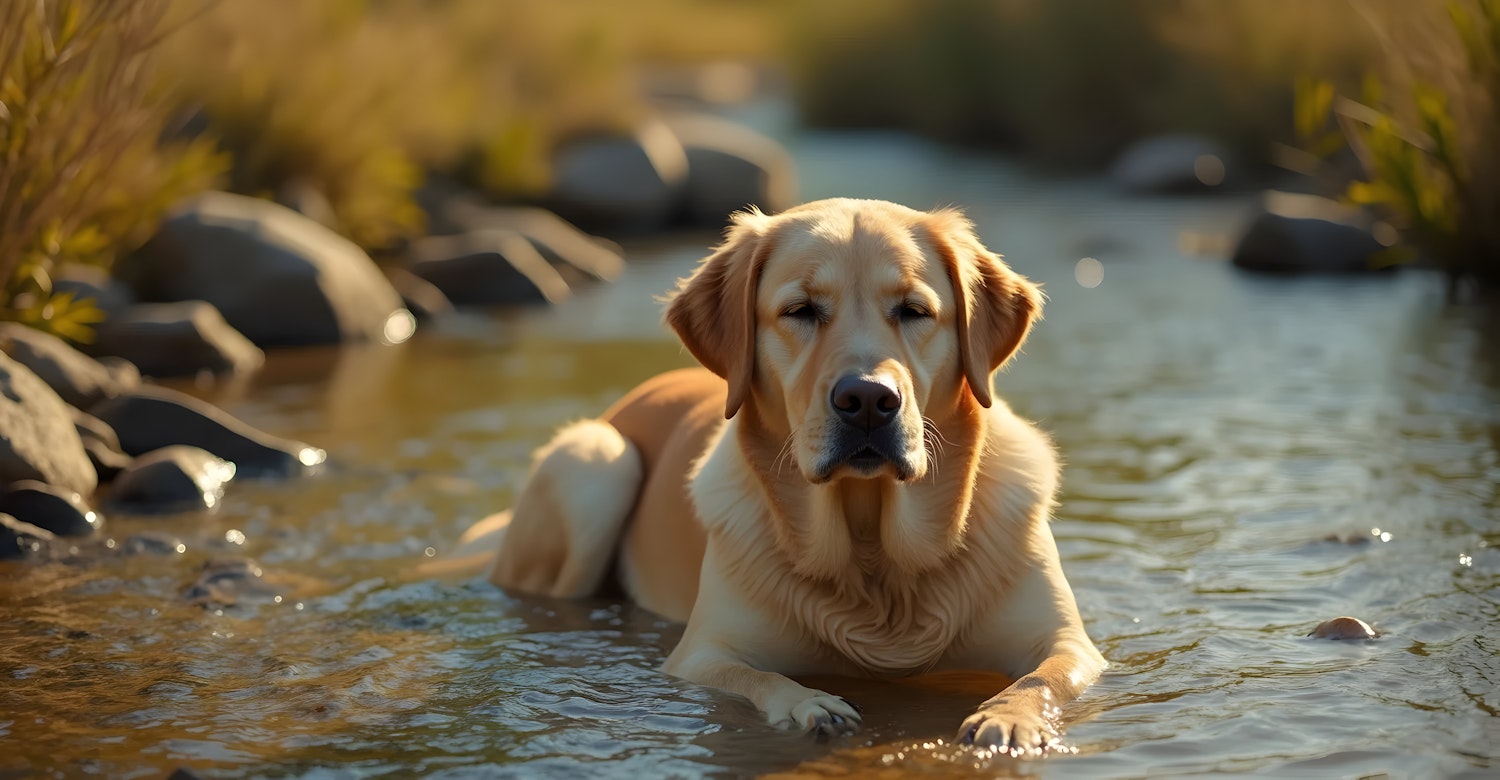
[0,0,225,342]
[1301,0,1500,287]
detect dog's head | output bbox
[667,198,1040,485]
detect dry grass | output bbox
[0,0,224,341]
[1309,0,1500,286]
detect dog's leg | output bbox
[665,645,863,737]
[955,640,1104,752]
[489,419,643,598]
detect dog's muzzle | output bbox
[814,375,919,481]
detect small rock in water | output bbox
[118,530,187,556]
[1309,616,1378,640]
[0,513,56,559]
[105,445,235,514]
[0,481,103,537]
[91,385,324,478]
[183,557,280,608]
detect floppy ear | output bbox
[664,210,772,418]
[924,209,1043,408]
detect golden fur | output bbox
[458,198,1105,751]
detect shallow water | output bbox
[3,124,1499,778]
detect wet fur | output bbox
[470,198,1105,750]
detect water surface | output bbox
[2,127,1497,778]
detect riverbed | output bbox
[1,122,1497,778]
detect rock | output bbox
[408,230,571,306]
[1231,211,1387,274]
[71,407,131,482]
[437,203,625,284]
[663,112,797,226]
[166,767,208,780]
[183,557,279,608]
[50,263,137,322]
[275,177,338,229]
[1111,134,1232,193]
[117,191,410,346]
[0,513,55,559]
[384,267,454,322]
[548,120,689,232]
[0,352,98,495]
[118,530,187,556]
[90,385,325,478]
[105,446,235,514]
[0,480,102,537]
[91,301,264,378]
[1309,616,1378,640]
[0,322,140,409]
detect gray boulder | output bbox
[105,445,235,514]
[51,263,137,322]
[0,322,140,409]
[0,513,55,559]
[384,267,454,322]
[1111,134,1232,193]
[409,231,571,306]
[0,480,102,537]
[0,353,97,495]
[91,385,325,478]
[117,191,410,346]
[437,201,625,283]
[71,407,131,483]
[548,120,689,231]
[91,301,264,378]
[664,112,797,226]
[1232,193,1389,274]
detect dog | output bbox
[464,198,1105,751]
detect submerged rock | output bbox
[92,301,265,378]
[183,557,280,608]
[105,446,235,514]
[0,322,140,410]
[0,353,98,495]
[91,385,325,478]
[118,191,410,346]
[409,230,571,306]
[0,513,56,559]
[0,481,102,537]
[1309,616,1378,640]
[118,530,187,556]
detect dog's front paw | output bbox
[768,689,862,737]
[957,702,1059,754]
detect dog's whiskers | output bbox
[772,428,799,474]
[922,416,949,477]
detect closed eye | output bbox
[781,302,822,323]
[896,301,932,321]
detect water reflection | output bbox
[3,150,1499,777]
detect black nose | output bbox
[830,376,902,430]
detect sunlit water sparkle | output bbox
[2,120,1497,778]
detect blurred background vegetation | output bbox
[1,0,1495,341]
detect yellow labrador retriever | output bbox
[466,198,1104,751]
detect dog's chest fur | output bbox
[691,430,1018,678]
